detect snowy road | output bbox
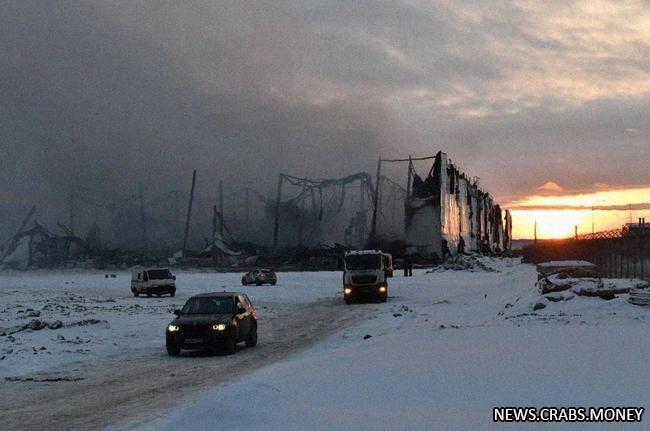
[0,298,370,431]
[0,270,371,431]
[0,271,343,378]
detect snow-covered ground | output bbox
[0,270,340,378]
[128,258,649,431]
[2,260,649,430]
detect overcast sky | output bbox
[2,0,649,236]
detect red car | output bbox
[242,269,277,286]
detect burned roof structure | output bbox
[405,152,511,260]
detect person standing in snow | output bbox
[457,237,465,255]
[403,256,413,277]
[441,239,452,262]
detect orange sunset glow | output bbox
[506,185,650,239]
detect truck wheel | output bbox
[224,336,237,355]
[245,324,258,347]
[166,342,180,356]
[381,295,388,303]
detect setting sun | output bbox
[506,186,650,239]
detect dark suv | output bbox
[166,292,257,356]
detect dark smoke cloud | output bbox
[0,1,402,241]
[2,1,650,244]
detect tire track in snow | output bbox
[0,298,368,431]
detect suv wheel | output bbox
[170,291,175,297]
[255,280,262,286]
[166,342,180,356]
[245,324,258,347]
[133,292,139,297]
[241,278,247,285]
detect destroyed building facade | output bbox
[405,152,511,260]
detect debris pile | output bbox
[536,265,649,302]
[0,318,107,337]
[629,287,650,306]
[431,254,497,272]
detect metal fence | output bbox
[593,234,650,280]
[523,233,650,281]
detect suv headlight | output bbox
[212,323,227,331]
[167,324,180,332]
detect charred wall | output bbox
[405,152,511,260]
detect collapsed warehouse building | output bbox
[405,152,511,261]
[1,153,512,269]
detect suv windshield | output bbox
[181,297,233,314]
[345,254,382,270]
[146,269,172,280]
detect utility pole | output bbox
[212,205,217,240]
[297,192,305,247]
[218,180,224,236]
[629,204,632,224]
[69,188,75,235]
[406,156,412,198]
[139,184,147,251]
[182,170,197,256]
[110,190,118,246]
[369,157,382,245]
[359,182,366,247]
[534,220,537,245]
[310,188,317,218]
[273,174,284,248]
[244,188,250,225]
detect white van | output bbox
[131,267,176,297]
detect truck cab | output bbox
[342,250,391,304]
[131,267,176,297]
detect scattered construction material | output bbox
[536,261,598,279]
[538,271,648,302]
[628,287,650,306]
